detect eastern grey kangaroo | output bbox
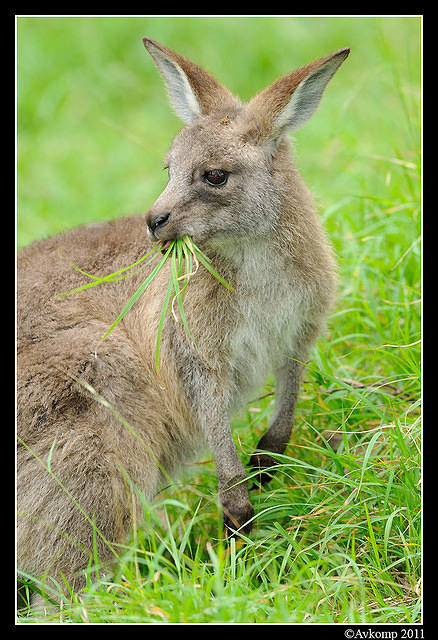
[17,37,349,604]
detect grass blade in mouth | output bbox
[100,241,175,343]
[188,237,233,291]
[58,235,232,373]
[155,271,176,374]
[56,244,162,299]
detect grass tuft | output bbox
[58,235,232,373]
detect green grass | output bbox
[17,16,421,623]
[57,234,231,372]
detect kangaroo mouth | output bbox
[160,239,173,254]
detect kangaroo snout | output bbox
[146,210,171,239]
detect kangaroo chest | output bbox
[227,252,306,411]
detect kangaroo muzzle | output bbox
[146,211,171,239]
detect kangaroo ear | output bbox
[247,48,350,144]
[143,37,240,124]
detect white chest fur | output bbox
[226,242,308,412]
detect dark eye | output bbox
[203,169,228,186]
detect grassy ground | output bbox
[17,16,421,623]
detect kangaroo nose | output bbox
[147,211,171,236]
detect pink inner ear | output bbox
[143,35,241,119]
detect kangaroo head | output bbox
[143,37,349,247]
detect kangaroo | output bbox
[17,37,349,605]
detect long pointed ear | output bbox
[142,37,240,124]
[246,48,350,144]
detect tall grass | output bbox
[17,16,421,623]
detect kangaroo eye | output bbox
[203,169,228,186]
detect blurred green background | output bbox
[17,16,420,249]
